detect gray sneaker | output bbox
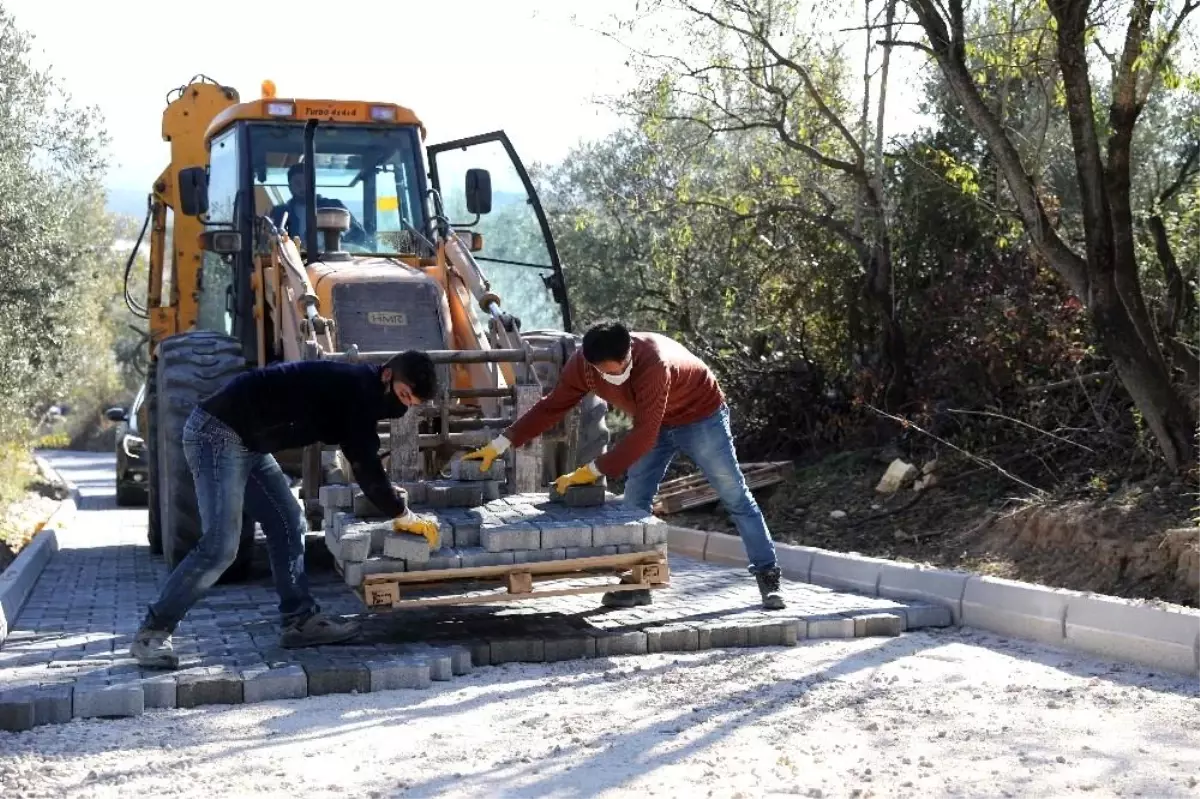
[280,612,361,649]
[132,628,181,669]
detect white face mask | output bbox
[600,357,633,386]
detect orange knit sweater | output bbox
[504,333,725,476]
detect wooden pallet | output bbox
[652,461,793,515]
[354,551,670,610]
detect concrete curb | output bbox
[1,456,79,648]
[667,525,1200,677]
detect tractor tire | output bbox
[145,376,163,554]
[154,331,253,582]
[521,330,610,483]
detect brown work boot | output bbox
[755,566,786,610]
[280,612,361,648]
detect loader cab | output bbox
[180,115,435,360]
[178,104,575,362]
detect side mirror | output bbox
[178,166,210,216]
[105,407,128,423]
[198,230,243,255]
[465,168,492,215]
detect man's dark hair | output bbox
[582,320,632,364]
[287,163,305,180]
[384,350,438,401]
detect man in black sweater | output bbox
[132,351,439,669]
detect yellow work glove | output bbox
[462,435,510,472]
[553,462,601,495]
[392,511,440,549]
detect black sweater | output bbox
[200,360,409,517]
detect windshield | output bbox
[247,123,426,256]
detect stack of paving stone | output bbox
[318,458,668,589]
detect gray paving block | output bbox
[242,665,307,703]
[73,682,144,719]
[549,484,607,507]
[140,674,178,709]
[544,635,596,662]
[469,641,491,668]
[406,548,462,571]
[899,602,954,629]
[425,653,453,681]
[489,637,545,664]
[343,557,405,586]
[536,522,593,549]
[444,645,474,674]
[450,518,481,548]
[176,667,244,708]
[592,521,645,548]
[398,481,427,505]
[481,523,540,552]
[646,624,699,653]
[805,614,856,638]
[319,484,353,510]
[850,612,905,637]
[1064,594,1200,676]
[961,576,1074,646]
[383,532,432,563]
[450,457,506,482]
[707,624,750,648]
[304,662,370,695]
[564,546,618,559]
[367,659,431,691]
[31,684,74,726]
[0,692,35,731]
[338,528,373,563]
[460,549,515,568]
[482,481,502,501]
[748,621,800,647]
[643,518,669,545]
[514,548,567,564]
[595,630,648,657]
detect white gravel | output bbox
[2,628,1198,799]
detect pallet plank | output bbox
[362,580,667,610]
[362,551,665,586]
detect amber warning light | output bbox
[261,79,277,98]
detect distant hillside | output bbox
[106,187,148,220]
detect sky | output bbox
[7,0,930,214]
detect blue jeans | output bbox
[623,405,778,573]
[147,408,317,632]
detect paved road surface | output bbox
[0,451,1196,799]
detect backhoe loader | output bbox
[127,76,608,580]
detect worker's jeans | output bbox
[146,408,317,632]
[622,404,778,574]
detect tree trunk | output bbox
[1092,277,1198,469]
[909,0,1197,469]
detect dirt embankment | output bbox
[669,448,1199,607]
[0,458,70,572]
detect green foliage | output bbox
[0,5,129,454]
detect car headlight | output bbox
[122,434,145,459]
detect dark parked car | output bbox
[106,383,149,507]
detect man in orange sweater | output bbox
[464,321,784,610]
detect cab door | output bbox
[427,131,572,332]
